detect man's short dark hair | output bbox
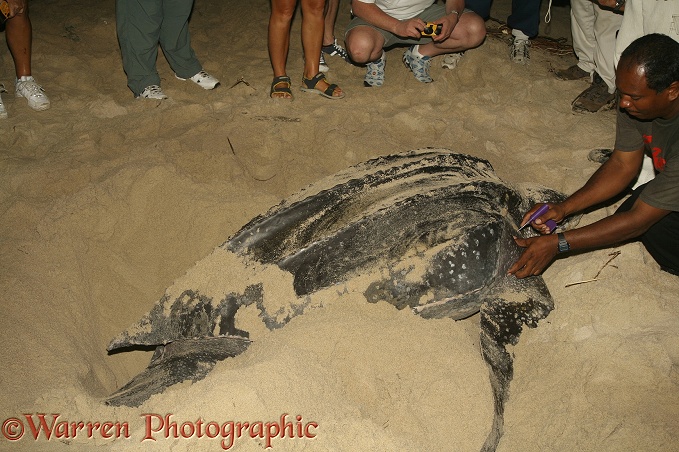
[619,33,679,92]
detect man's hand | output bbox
[393,17,427,39]
[519,202,567,234]
[431,12,460,42]
[507,235,559,278]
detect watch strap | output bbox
[557,232,570,253]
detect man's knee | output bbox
[460,13,487,48]
[345,29,381,63]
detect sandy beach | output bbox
[1,0,678,451]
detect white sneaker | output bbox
[510,37,531,65]
[0,84,7,119]
[15,76,51,111]
[319,53,330,73]
[136,85,168,100]
[441,52,465,69]
[175,69,220,90]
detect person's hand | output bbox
[7,0,27,18]
[507,235,559,278]
[432,12,460,41]
[519,203,566,235]
[394,18,427,39]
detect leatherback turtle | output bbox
[106,149,566,451]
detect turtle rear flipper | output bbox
[105,335,250,407]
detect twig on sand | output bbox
[565,251,621,287]
[229,77,255,90]
[227,137,277,182]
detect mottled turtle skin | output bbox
[106,150,566,451]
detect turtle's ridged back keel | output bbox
[106,150,561,451]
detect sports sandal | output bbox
[270,75,293,99]
[300,73,345,100]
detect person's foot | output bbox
[510,37,530,65]
[175,70,220,90]
[571,73,616,113]
[322,38,349,61]
[0,84,7,119]
[402,46,432,83]
[15,76,51,111]
[554,64,589,81]
[364,51,386,87]
[136,85,168,100]
[441,52,464,69]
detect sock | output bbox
[512,29,529,40]
[411,45,424,58]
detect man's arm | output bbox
[351,0,424,38]
[528,148,645,230]
[507,147,657,277]
[508,198,670,277]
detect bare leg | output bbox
[268,0,296,98]
[268,0,297,78]
[323,0,340,46]
[301,0,342,96]
[5,8,32,77]
[345,25,385,64]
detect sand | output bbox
[1,0,678,451]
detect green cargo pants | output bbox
[116,0,202,96]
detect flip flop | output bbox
[300,72,345,99]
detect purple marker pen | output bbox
[518,204,557,233]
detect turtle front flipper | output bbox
[479,275,554,452]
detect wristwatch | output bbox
[557,233,570,253]
[613,0,625,12]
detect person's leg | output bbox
[506,0,541,64]
[323,0,340,46]
[616,187,679,274]
[116,0,163,96]
[345,18,387,87]
[507,0,541,38]
[569,0,596,75]
[6,3,50,110]
[5,5,32,77]
[591,5,622,93]
[300,0,342,97]
[463,0,492,20]
[159,0,202,79]
[268,0,296,79]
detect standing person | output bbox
[464,0,543,65]
[319,0,350,71]
[116,0,220,100]
[1,0,50,119]
[509,34,679,278]
[269,0,344,100]
[612,0,679,64]
[553,0,623,113]
[345,0,486,87]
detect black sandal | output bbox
[300,72,345,99]
[270,75,293,99]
